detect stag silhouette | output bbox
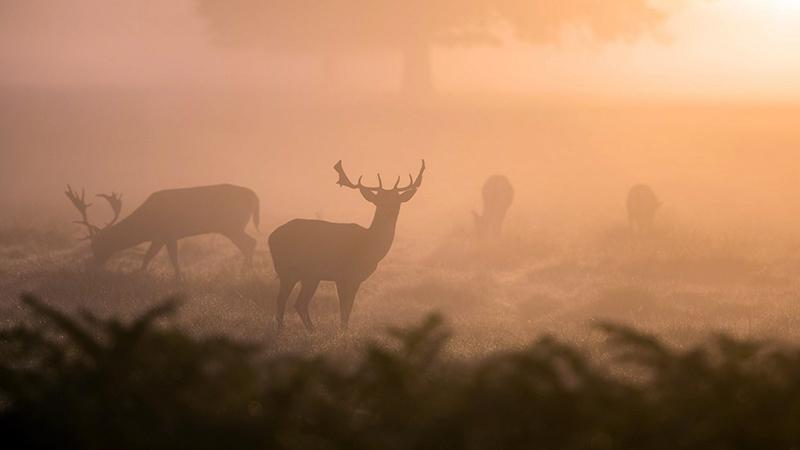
[65,184,260,279]
[269,160,425,331]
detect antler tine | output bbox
[377,173,383,190]
[393,176,401,190]
[333,160,381,191]
[97,192,123,227]
[398,159,426,191]
[334,160,358,189]
[65,184,97,239]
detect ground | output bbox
[2,217,799,362]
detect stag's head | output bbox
[334,160,425,212]
[65,186,123,264]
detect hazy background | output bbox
[2,0,800,233]
[5,5,800,445]
[1,0,800,350]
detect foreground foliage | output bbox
[1,295,799,450]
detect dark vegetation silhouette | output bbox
[474,175,514,239]
[195,0,680,95]
[269,160,425,331]
[65,184,259,279]
[627,184,661,235]
[3,294,800,450]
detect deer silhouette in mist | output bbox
[627,184,661,234]
[269,160,425,331]
[65,184,260,279]
[474,175,514,239]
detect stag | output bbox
[269,160,425,331]
[627,184,661,234]
[66,184,260,278]
[474,175,514,239]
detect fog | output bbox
[6,3,800,446]
[2,0,800,345]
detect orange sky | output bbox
[1,0,799,101]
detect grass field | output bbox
[2,215,799,363]
[2,88,800,359]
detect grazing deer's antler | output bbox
[97,192,123,227]
[65,185,99,239]
[65,186,124,239]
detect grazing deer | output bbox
[269,160,425,331]
[474,175,514,239]
[65,184,260,278]
[627,184,661,234]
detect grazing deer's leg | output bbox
[275,277,297,329]
[141,241,164,271]
[336,280,361,330]
[224,231,257,267]
[166,240,182,279]
[295,279,320,332]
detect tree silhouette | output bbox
[195,0,679,95]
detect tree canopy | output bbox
[195,0,680,93]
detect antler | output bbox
[65,185,99,239]
[97,192,123,227]
[397,159,425,192]
[334,160,381,191]
[65,186,124,239]
[334,160,425,192]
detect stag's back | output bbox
[269,219,371,281]
[129,184,259,237]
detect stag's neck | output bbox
[366,205,401,261]
[96,215,148,252]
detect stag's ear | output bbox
[398,189,418,203]
[359,187,378,204]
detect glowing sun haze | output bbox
[1,0,799,101]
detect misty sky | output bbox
[1,0,800,100]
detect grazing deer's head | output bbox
[65,185,123,264]
[333,159,425,212]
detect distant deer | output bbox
[269,160,425,331]
[65,184,260,278]
[474,175,514,238]
[627,184,661,234]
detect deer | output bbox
[627,184,661,235]
[268,160,425,331]
[65,184,260,279]
[473,175,514,239]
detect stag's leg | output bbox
[166,240,182,280]
[224,231,257,267]
[295,279,320,332]
[336,280,361,330]
[275,277,297,329]
[140,241,164,271]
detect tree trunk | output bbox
[402,39,434,97]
